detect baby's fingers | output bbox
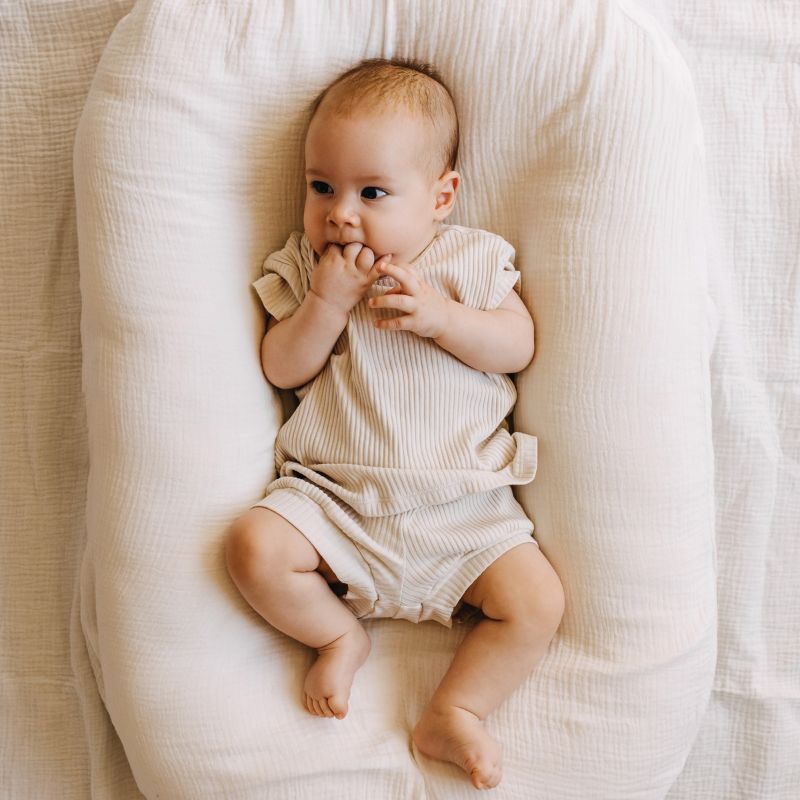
[342,242,364,263]
[366,253,392,283]
[369,293,414,313]
[354,245,375,272]
[376,259,417,292]
[373,313,413,331]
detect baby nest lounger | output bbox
[74,1,716,798]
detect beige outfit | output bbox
[251,224,537,627]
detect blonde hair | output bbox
[309,58,459,177]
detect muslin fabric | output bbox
[70,1,717,797]
[4,1,797,798]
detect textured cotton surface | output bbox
[0,2,139,798]
[4,0,796,798]
[664,1,800,796]
[73,1,715,797]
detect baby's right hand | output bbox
[310,243,389,315]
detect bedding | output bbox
[1,0,796,798]
[0,3,138,798]
[72,1,715,797]
[663,1,800,795]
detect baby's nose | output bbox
[327,198,359,227]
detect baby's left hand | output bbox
[368,259,450,339]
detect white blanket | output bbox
[1,1,796,798]
[74,1,716,796]
[663,1,800,795]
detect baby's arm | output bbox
[369,261,534,374]
[435,290,534,374]
[261,290,349,389]
[261,243,387,389]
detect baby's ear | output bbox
[433,170,460,221]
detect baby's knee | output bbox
[225,515,258,585]
[530,569,565,639]
[508,554,565,639]
[224,508,319,589]
[224,510,281,587]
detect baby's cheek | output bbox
[302,211,325,252]
[366,233,399,262]
[306,231,326,260]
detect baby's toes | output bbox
[466,755,503,789]
[327,693,349,720]
[317,697,336,718]
[310,697,323,716]
[304,692,345,719]
[470,757,502,790]
[304,694,323,717]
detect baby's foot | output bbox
[412,704,503,790]
[303,625,371,720]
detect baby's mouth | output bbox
[314,240,363,260]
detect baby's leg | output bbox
[413,543,564,790]
[225,507,370,719]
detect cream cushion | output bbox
[74,1,716,796]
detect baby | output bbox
[225,58,564,790]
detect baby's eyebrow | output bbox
[305,168,391,184]
[354,174,391,183]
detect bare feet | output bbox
[413,704,503,790]
[303,624,371,719]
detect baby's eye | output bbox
[361,186,388,200]
[310,180,333,195]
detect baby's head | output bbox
[303,58,460,264]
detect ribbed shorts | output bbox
[251,481,535,627]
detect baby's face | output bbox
[303,106,456,265]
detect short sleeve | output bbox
[251,231,313,320]
[488,257,522,310]
[485,232,521,309]
[445,228,521,310]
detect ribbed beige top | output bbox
[252,224,537,517]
